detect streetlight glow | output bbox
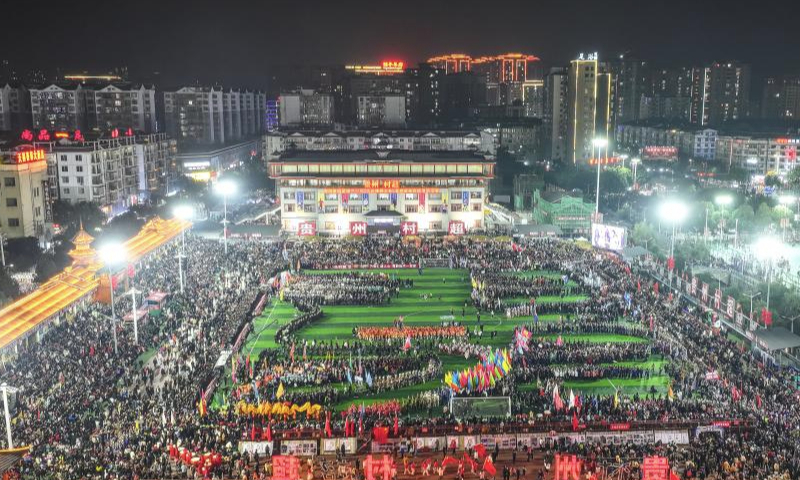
[215,179,237,197]
[174,204,195,220]
[658,200,689,224]
[592,137,608,148]
[715,194,733,206]
[98,242,128,266]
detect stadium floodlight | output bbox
[715,194,733,206]
[754,236,783,310]
[215,180,237,254]
[592,137,608,149]
[98,242,127,355]
[659,200,689,259]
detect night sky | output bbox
[3,0,798,87]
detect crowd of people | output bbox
[4,233,800,479]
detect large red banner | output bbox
[350,221,367,236]
[401,222,418,236]
[448,221,466,236]
[297,222,316,236]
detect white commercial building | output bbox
[269,150,495,235]
[263,129,495,160]
[164,87,265,144]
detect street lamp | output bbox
[631,158,641,190]
[754,236,783,311]
[215,180,237,254]
[592,137,609,215]
[0,383,17,448]
[173,205,195,294]
[715,194,733,240]
[98,242,127,355]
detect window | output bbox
[77,177,84,185]
[5,198,17,207]
[35,206,41,217]
[62,176,69,184]
[61,166,68,172]
[303,204,316,213]
[284,204,295,213]
[377,193,390,201]
[428,193,442,201]
[63,188,70,194]
[76,155,82,161]
[429,204,445,213]
[471,203,482,212]
[283,191,294,200]
[346,205,362,214]
[450,191,461,201]
[377,205,391,211]
[470,191,482,199]
[324,221,336,231]
[450,204,463,212]
[3,178,14,187]
[76,166,83,173]
[7,218,19,227]
[429,221,442,230]
[60,155,67,161]
[79,188,85,194]
[404,193,418,201]
[324,193,338,201]
[405,205,418,213]
[33,188,39,198]
[323,205,338,214]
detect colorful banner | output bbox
[321,438,357,455]
[401,221,418,236]
[350,221,367,236]
[726,296,735,318]
[714,288,722,310]
[444,349,511,394]
[234,401,323,418]
[448,220,466,236]
[329,263,418,270]
[701,283,709,304]
[239,441,273,455]
[297,222,316,236]
[691,277,698,296]
[280,440,318,456]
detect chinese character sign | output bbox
[400,222,418,236]
[363,455,396,480]
[448,221,466,236]
[714,288,722,310]
[726,296,735,318]
[297,222,316,237]
[350,222,367,236]
[701,283,709,304]
[641,456,669,480]
[553,454,581,480]
[691,276,698,296]
[272,455,301,480]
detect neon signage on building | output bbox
[14,148,46,164]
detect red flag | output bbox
[325,412,332,438]
[654,282,659,295]
[358,416,363,435]
[756,394,762,408]
[250,422,257,441]
[572,412,579,431]
[442,456,460,469]
[670,471,680,480]
[474,444,487,459]
[637,280,641,293]
[482,457,496,476]
[393,416,399,436]
[344,418,350,437]
[265,423,272,441]
[372,426,389,444]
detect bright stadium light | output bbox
[98,242,127,355]
[215,180,237,254]
[659,200,688,260]
[715,194,733,206]
[754,236,783,311]
[779,195,796,205]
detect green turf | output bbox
[213,267,669,412]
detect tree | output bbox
[754,202,773,228]
[788,166,800,191]
[0,266,20,304]
[630,222,659,254]
[765,172,782,187]
[35,254,59,283]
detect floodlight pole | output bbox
[108,267,119,355]
[1,383,14,448]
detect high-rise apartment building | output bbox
[163,87,265,145]
[761,76,800,120]
[427,54,472,74]
[609,56,647,124]
[39,133,176,216]
[690,61,751,126]
[279,89,334,126]
[89,84,157,133]
[545,68,569,161]
[471,53,540,107]
[0,84,31,132]
[357,95,406,127]
[30,84,89,131]
[565,55,614,164]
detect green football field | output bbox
[227,268,669,412]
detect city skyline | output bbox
[2,0,799,87]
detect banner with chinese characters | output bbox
[350,222,367,237]
[297,222,316,237]
[691,276,698,296]
[238,441,273,455]
[726,296,735,318]
[321,438,357,455]
[448,220,466,236]
[401,222,418,236]
[701,283,709,304]
[714,288,722,310]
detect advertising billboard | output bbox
[591,224,626,251]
